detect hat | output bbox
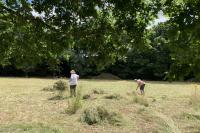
[70,70,76,74]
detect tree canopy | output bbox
[1,0,200,80]
[0,0,161,65]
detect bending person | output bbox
[135,79,146,95]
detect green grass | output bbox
[0,78,200,132]
[65,89,82,115]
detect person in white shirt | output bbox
[69,70,79,97]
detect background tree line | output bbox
[0,23,177,80]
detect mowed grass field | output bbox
[0,78,200,133]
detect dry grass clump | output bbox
[133,95,149,107]
[184,124,200,133]
[161,95,167,100]
[93,89,105,94]
[42,86,55,91]
[137,107,146,114]
[82,88,105,100]
[82,94,91,100]
[189,86,200,110]
[181,112,200,120]
[81,106,123,126]
[152,98,156,102]
[104,94,122,100]
[45,80,68,99]
[131,90,149,107]
[189,88,200,109]
[48,95,64,100]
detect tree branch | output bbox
[0,4,60,32]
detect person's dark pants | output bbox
[140,84,145,95]
[70,85,77,97]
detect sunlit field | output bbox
[0,78,200,133]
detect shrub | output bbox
[104,94,122,100]
[133,96,149,107]
[53,80,68,91]
[93,89,105,94]
[81,106,123,126]
[65,89,82,115]
[53,80,68,97]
